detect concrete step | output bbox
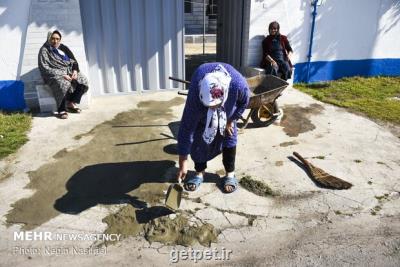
[36,84,89,113]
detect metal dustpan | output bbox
[165,179,183,210]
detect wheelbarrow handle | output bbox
[169,76,191,85]
[177,91,188,96]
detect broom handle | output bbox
[293,152,311,167]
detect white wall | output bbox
[246,0,400,66]
[312,0,384,61]
[0,0,31,80]
[19,0,89,110]
[247,0,309,67]
[372,0,400,59]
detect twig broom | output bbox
[293,152,352,190]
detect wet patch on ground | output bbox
[239,175,276,197]
[279,140,299,147]
[102,205,143,246]
[74,128,96,140]
[102,205,219,247]
[53,148,69,159]
[103,205,219,246]
[280,104,324,137]
[6,97,186,230]
[275,161,284,166]
[144,213,219,247]
[0,170,12,182]
[0,160,14,182]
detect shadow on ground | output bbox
[54,160,175,214]
[54,160,220,215]
[6,98,188,230]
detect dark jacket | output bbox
[259,34,293,69]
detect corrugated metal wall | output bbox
[79,0,184,95]
[216,0,250,70]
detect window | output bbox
[184,0,192,13]
[206,0,217,19]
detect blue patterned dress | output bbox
[177,63,250,163]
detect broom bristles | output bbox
[307,162,353,189]
[293,152,353,190]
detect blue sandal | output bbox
[220,176,238,193]
[184,175,203,191]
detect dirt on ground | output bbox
[1,88,400,266]
[280,104,324,137]
[6,98,183,230]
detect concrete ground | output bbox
[185,43,216,55]
[1,86,400,266]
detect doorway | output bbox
[183,0,218,82]
[183,0,250,82]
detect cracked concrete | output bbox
[1,86,400,266]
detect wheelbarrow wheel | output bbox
[250,102,279,126]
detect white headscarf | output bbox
[199,64,232,144]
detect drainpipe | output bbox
[306,0,318,83]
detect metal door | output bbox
[80,0,185,95]
[216,0,251,70]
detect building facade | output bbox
[0,0,185,111]
[245,0,400,83]
[1,0,399,111]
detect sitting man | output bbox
[38,30,89,119]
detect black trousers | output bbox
[58,84,85,112]
[194,146,236,173]
[264,60,292,80]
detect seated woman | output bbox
[259,21,293,81]
[38,30,89,119]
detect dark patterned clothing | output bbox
[271,36,285,62]
[260,34,293,80]
[38,42,88,109]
